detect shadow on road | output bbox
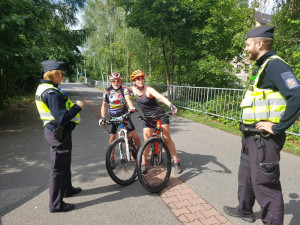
[175,150,232,183]
[72,181,152,211]
[0,101,49,218]
[284,193,300,225]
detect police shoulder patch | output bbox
[280,71,300,90]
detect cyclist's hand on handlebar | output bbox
[128,106,137,113]
[169,104,177,114]
[99,117,106,126]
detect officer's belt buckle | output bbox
[261,131,271,138]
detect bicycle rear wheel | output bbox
[137,137,171,193]
[106,137,137,186]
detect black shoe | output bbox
[50,202,75,213]
[64,187,82,198]
[223,206,254,223]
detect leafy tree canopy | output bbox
[0,0,86,109]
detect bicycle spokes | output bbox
[138,138,171,193]
[106,138,137,186]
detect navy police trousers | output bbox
[44,127,73,211]
[236,132,286,225]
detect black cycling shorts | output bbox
[143,115,169,128]
[109,117,135,134]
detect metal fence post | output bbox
[205,88,209,115]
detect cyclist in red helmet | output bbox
[128,70,182,174]
[99,72,141,168]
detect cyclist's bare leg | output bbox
[109,134,117,158]
[142,127,153,164]
[129,130,141,150]
[162,124,179,162]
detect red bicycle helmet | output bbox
[109,72,122,81]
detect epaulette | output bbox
[48,90,55,94]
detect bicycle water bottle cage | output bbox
[120,123,124,129]
[157,120,161,129]
[156,120,162,134]
[154,119,162,154]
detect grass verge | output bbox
[176,108,300,156]
[0,93,35,120]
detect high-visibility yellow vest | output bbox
[240,55,287,125]
[35,83,80,126]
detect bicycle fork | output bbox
[152,120,163,165]
[151,139,163,165]
[118,124,130,162]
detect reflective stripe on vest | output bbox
[35,83,80,126]
[240,55,287,124]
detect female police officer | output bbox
[35,60,84,213]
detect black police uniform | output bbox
[41,80,81,212]
[38,60,82,212]
[225,26,300,224]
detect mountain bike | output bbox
[104,112,138,186]
[136,112,172,193]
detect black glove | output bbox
[169,104,177,114]
[99,117,106,126]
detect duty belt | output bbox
[239,123,271,138]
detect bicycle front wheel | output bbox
[137,137,171,193]
[106,137,137,186]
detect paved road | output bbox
[0,83,299,225]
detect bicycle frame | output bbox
[151,119,164,164]
[107,111,134,162]
[104,111,138,186]
[118,122,131,162]
[153,119,162,138]
[136,111,172,192]
[137,111,172,166]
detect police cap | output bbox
[246,26,274,39]
[41,60,66,73]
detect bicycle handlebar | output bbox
[104,111,134,125]
[137,111,172,121]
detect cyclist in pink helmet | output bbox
[99,72,141,168]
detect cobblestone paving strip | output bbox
[161,174,233,225]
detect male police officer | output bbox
[35,60,84,212]
[223,26,300,224]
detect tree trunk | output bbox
[148,46,152,77]
[170,48,175,100]
[177,61,181,85]
[162,42,171,99]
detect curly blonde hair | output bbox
[43,70,64,82]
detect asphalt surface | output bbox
[0,82,299,225]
